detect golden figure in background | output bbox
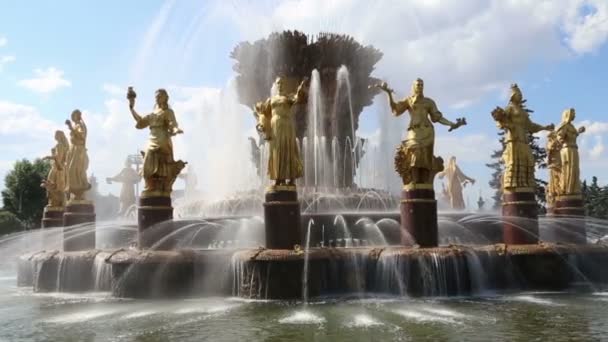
[556,108,585,195]
[254,77,309,188]
[65,110,91,202]
[106,158,141,215]
[41,130,69,208]
[491,84,554,191]
[375,78,466,187]
[546,131,562,208]
[437,156,475,210]
[128,87,186,197]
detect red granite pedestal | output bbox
[137,196,173,249]
[63,201,96,251]
[41,207,64,228]
[264,186,301,249]
[502,190,538,245]
[400,187,438,247]
[553,194,586,244]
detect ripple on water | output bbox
[43,308,121,324]
[419,307,467,319]
[279,310,326,325]
[507,295,563,306]
[173,303,239,315]
[345,314,384,328]
[123,310,158,319]
[393,309,460,325]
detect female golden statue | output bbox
[437,156,475,210]
[545,131,562,208]
[41,130,69,207]
[556,108,585,195]
[491,84,553,190]
[128,88,186,197]
[255,77,308,187]
[65,110,91,201]
[376,78,466,186]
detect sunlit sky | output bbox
[1,0,607,206]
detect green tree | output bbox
[583,176,608,219]
[1,158,50,228]
[486,131,505,210]
[0,210,25,235]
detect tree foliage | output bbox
[0,210,25,235]
[1,158,50,228]
[582,177,608,219]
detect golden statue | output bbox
[437,156,475,210]
[41,130,69,208]
[106,158,141,215]
[65,110,91,202]
[128,87,186,197]
[556,108,585,195]
[491,84,553,191]
[254,77,308,188]
[546,131,561,208]
[375,78,466,187]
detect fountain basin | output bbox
[17,243,608,299]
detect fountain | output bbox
[2,29,608,341]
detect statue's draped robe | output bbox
[557,122,581,195]
[66,122,90,198]
[259,95,303,181]
[392,95,443,172]
[546,135,561,207]
[498,104,545,189]
[437,163,473,210]
[136,108,180,193]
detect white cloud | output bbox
[0,36,6,47]
[0,100,60,136]
[563,0,608,54]
[0,101,63,192]
[589,135,604,159]
[211,0,608,108]
[0,55,15,71]
[17,67,71,94]
[579,120,608,135]
[101,83,124,96]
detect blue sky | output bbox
[1,0,607,206]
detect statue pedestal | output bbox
[138,196,173,249]
[553,194,586,244]
[63,201,96,251]
[264,186,301,249]
[400,187,438,247]
[42,206,64,228]
[502,190,538,244]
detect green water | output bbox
[1,274,607,341]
